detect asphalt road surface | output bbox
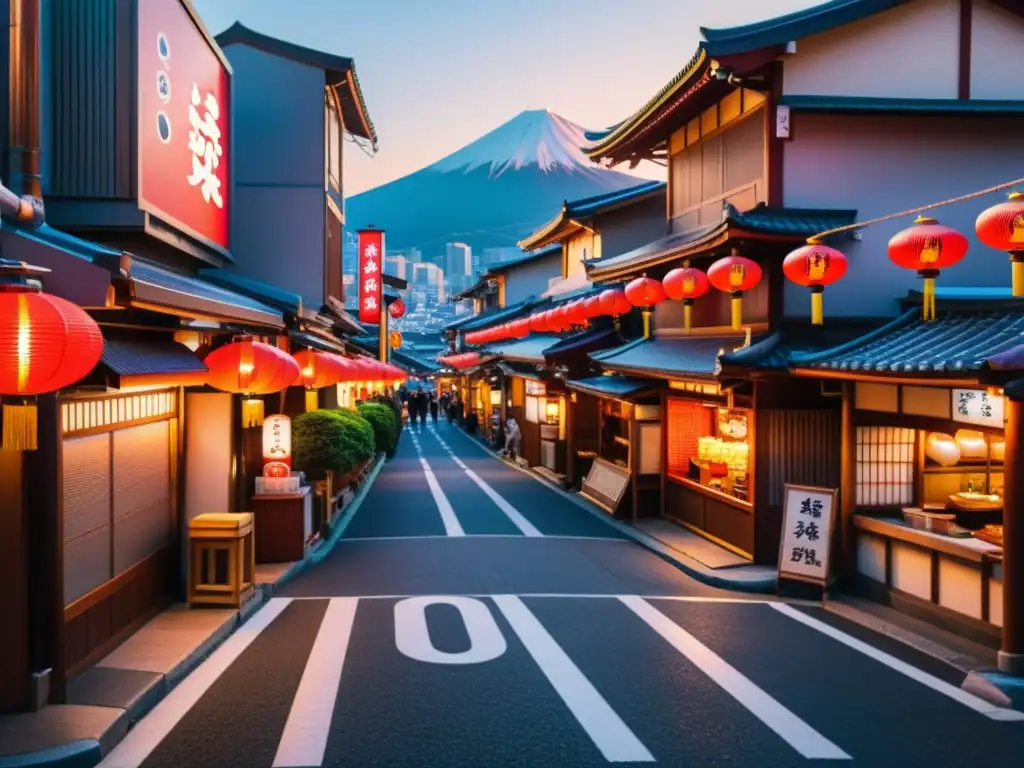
[100,420,1024,767]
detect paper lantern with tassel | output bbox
[662,261,709,333]
[388,298,406,319]
[975,192,1024,297]
[783,240,848,325]
[624,276,666,338]
[0,264,104,450]
[888,217,968,321]
[204,338,300,427]
[707,250,762,330]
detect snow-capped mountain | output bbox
[345,109,645,260]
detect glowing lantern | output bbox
[388,298,406,319]
[293,349,348,411]
[389,330,403,349]
[954,429,988,460]
[529,313,548,333]
[0,265,104,450]
[975,192,1024,297]
[662,262,709,334]
[624,276,666,338]
[204,338,300,427]
[925,432,960,467]
[262,414,292,470]
[888,216,968,321]
[707,250,762,330]
[782,240,849,325]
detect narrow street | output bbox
[92,421,1023,768]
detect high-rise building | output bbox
[445,242,472,279]
[384,254,408,281]
[477,246,521,274]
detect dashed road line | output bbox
[409,432,464,536]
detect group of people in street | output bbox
[401,386,439,426]
[396,384,519,461]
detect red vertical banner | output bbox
[358,229,385,324]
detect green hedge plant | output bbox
[292,409,375,482]
[357,401,398,457]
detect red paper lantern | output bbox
[511,318,530,338]
[707,250,763,330]
[782,241,849,325]
[582,295,603,319]
[205,339,300,426]
[976,192,1024,297]
[662,264,710,333]
[565,300,588,327]
[293,349,347,389]
[0,282,104,450]
[599,288,631,317]
[888,216,968,320]
[388,298,406,319]
[529,313,547,333]
[624,276,666,308]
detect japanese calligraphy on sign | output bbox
[186,83,224,208]
[952,388,1004,429]
[778,484,837,585]
[262,414,292,472]
[358,229,385,324]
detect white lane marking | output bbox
[337,534,630,543]
[284,593,774,602]
[98,598,293,768]
[273,598,359,767]
[621,596,851,760]
[395,596,507,665]
[427,427,542,537]
[410,432,464,537]
[493,595,655,763]
[770,603,1024,722]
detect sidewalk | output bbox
[0,455,385,768]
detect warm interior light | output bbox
[925,432,960,466]
[545,400,559,419]
[954,429,987,459]
[242,398,264,427]
[991,439,1006,462]
[16,294,30,391]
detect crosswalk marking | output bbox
[620,596,852,760]
[770,602,1024,722]
[273,598,360,767]
[98,598,294,768]
[428,427,544,537]
[410,433,465,536]
[493,595,656,763]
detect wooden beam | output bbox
[959,0,973,100]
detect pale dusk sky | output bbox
[192,0,823,196]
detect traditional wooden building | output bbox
[575,0,1024,563]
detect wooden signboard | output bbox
[777,484,838,587]
[580,457,630,516]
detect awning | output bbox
[792,309,1024,374]
[98,338,207,388]
[591,334,753,380]
[125,259,284,328]
[290,330,347,354]
[498,360,548,381]
[567,375,661,402]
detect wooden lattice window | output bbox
[666,398,713,477]
[856,426,916,507]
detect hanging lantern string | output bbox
[809,176,1024,242]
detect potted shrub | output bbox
[357,401,399,458]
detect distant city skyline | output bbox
[192,0,821,196]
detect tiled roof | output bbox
[452,300,536,332]
[587,204,856,280]
[780,95,1024,115]
[793,310,1024,373]
[720,323,881,370]
[290,330,346,354]
[100,339,206,376]
[567,374,661,401]
[592,334,752,380]
[543,327,622,360]
[491,335,562,364]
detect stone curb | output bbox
[0,454,388,768]
[442,426,777,595]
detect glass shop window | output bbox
[856,427,915,507]
[667,398,751,501]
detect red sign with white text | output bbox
[138,0,230,252]
[358,230,385,324]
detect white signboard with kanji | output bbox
[778,484,838,586]
[951,388,1004,429]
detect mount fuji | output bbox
[344,109,646,260]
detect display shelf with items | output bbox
[666,398,752,503]
[921,428,1004,530]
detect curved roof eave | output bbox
[517,206,569,250]
[582,47,710,161]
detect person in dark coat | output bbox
[429,394,439,423]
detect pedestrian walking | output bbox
[505,415,522,461]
